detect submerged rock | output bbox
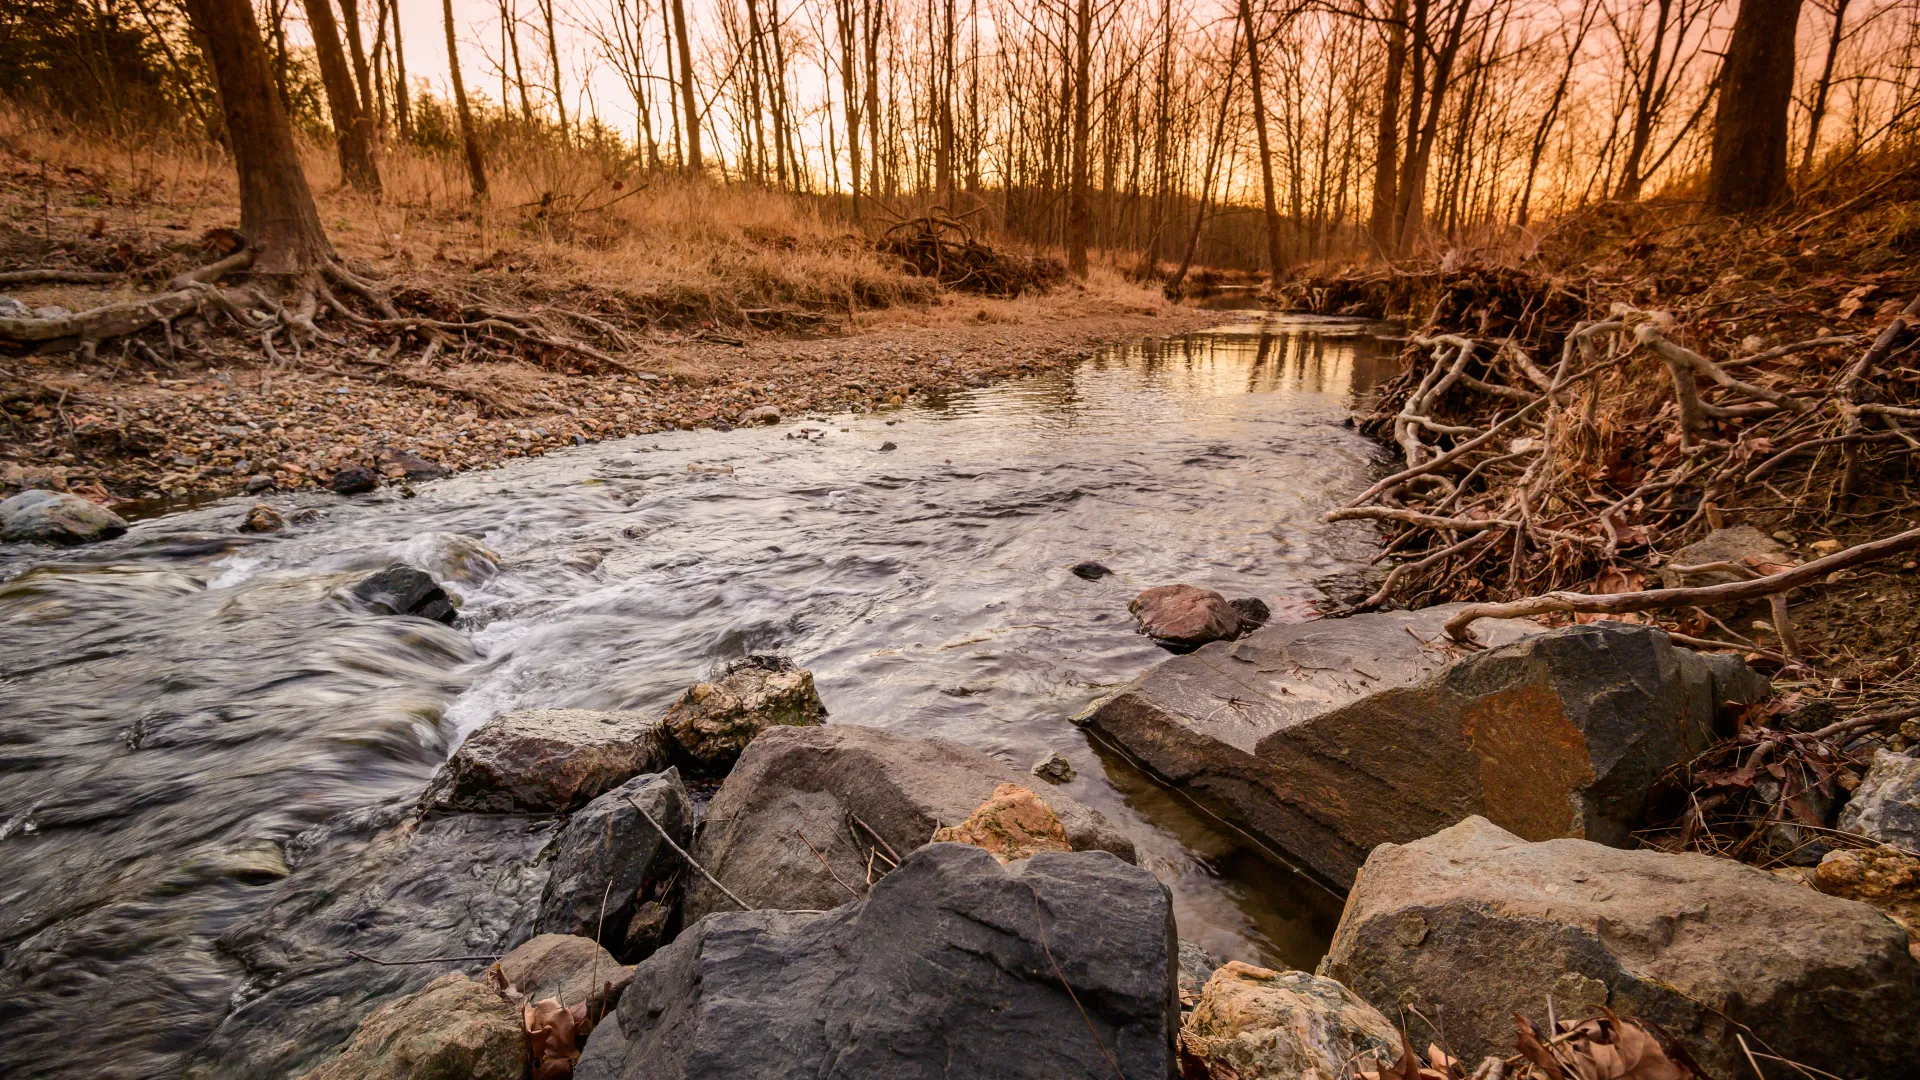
[350,564,456,624]
[575,844,1178,1080]
[398,532,500,585]
[930,783,1073,862]
[1838,749,1920,848]
[1129,583,1241,649]
[1317,816,1920,1078]
[421,709,667,815]
[1088,615,1764,886]
[497,934,635,1020]
[535,770,691,960]
[184,804,555,1079]
[661,655,827,772]
[1070,560,1113,580]
[238,503,285,534]
[330,465,378,495]
[1031,751,1075,783]
[683,723,1135,923]
[1179,961,1400,1080]
[300,971,526,1080]
[0,489,127,545]
[376,446,450,482]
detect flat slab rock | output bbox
[1318,816,1920,1079]
[421,708,668,814]
[1086,610,1765,885]
[576,843,1178,1080]
[684,723,1136,923]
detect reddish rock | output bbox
[1129,584,1241,648]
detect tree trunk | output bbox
[539,0,569,142]
[337,0,377,137]
[300,0,381,192]
[1708,0,1803,212]
[442,0,489,198]
[865,0,883,200]
[1799,0,1849,175]
[671,0,703,171]
[182,0,335,277]
[1066,0,1092,277]
[390,0,412,139]
[1369,0,1407,254]
[1238,0,1283,281]
[1617,0,1674,199]
[835,0,862,218]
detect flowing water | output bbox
[0,315,1396,1078]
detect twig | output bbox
[622,794,750,911]
[348,949,503,965]
[1028,886,1127,1080]
[794,827,863,900]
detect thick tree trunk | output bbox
[1239,0,1283,281]
[1066,0,1092,277]
[441,0,489,198]
[1369,0,1406,254]
[300,0,381,192]
[337,0,377,134]
[1707,0,1803,212]
[182,0,335,277]
[671,0,703,171]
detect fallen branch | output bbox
[0,269,123,285]
[1443,526,1920,643]
[623,794,750,912]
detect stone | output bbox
[1031,751,1075,783]
[1660,524,1793,587]
[300,971,526,1080]
[246,475,276,493]
[239,503,285,533]
[0,489,127,545]
[742,405,781,424]
[0,294,27,318]
[350,564,457,625]
[1176,940,1221,1010]
[376,447,450,482]
[497,934,635,1018]
[535,770,691,960]
[877,440,897,451]
[683,723,1136,923]
[1129,584,1241,650]
[931,783,1074,862]
[1179,962,1401,1080]
[1228,596,1271,633]
[576,844,1178,1080]
[1838,749,1920,848]
[1088,614,1765,886]
[1815,844,1920,954]
[421,709,668,814]
[184,803,555,1079]
[1317,816,1920,1078]
[1071,560,1113,580]
[396,532,500,585]
[661,655,827,772]
[331,465,378,495]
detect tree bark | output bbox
[390,0,412,139]
[1066,0,1092,277]
[1238,0,1283,281]
[441,0,489,198]
[1799,0,1849,175]
[671,0,703,171]
[337,0,377,136]
[182,0,335,277]
[1707,0,1803,212]
[300,0,381,192]
[539,0,569,142]
[1369,0,1406,254]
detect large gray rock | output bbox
[535,769,691,960]
[1178,961,1401,1080]
[683,723,1137,924]
[1088,614,1765,885]
[1839,749,1920,848]
[0,489,127,545]
[300,971,526,1080]
[1318,816,1920,1079]
[420,708,668,814]
[183,803,556,1079]
[577,843,1178,1080]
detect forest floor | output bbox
[0,117,1215,505]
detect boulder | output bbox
[376,447,451,482]
[930,783,1073,862]
[741,405,781,424]
[661,655,827,772]
[1129,584,1241,649]
[350,565,457,625]
[1660,524,1793,587]
[684,723,1136,924]
[331,465,378,495]
[421,709,667,815]
[239,503,285,533]
[1317,816,1920,1078]
[397,532,500,584]
[1088,615,1765,886]
[576,844,1178,1080]
[183,803,555,1079]
[1032,752,1075,783]
[0,489,127,545]
[535,770,691,960]
[497,934,635,1019]
[1178,961,1400,1080]
[1838,749,1920,848]
[300,971,526,1080]
[1815,844,1920,954]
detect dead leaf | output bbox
[525,997,591,1080]
[1515,1015,1565,1080]
[1556,1010,1693,1080]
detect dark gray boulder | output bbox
[535,769,692,961]
[683,723,1137,924]
[350,564,456,624]
[576,843,1179,1080]
[1318,816,1920,1079]
[181,803,555,1079]
[1089,614,1766,886]
[0,489,127,545]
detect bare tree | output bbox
[300,0,381,192]
[1708,0,1803,211]
[443,0,490,198]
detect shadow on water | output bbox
[0,315,1399,1078]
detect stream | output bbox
[0,314,1396,1078]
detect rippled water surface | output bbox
[0,316,1395,1078]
